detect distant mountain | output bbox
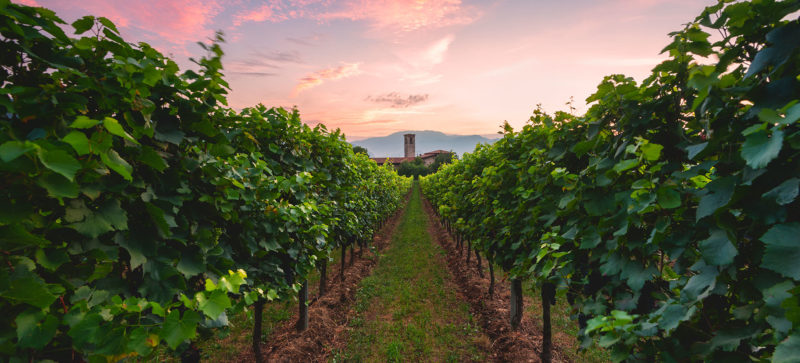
[350,130,499,158]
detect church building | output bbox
[370,133,450,167]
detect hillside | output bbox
[350,131,498,158]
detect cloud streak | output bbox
[366,92,429,108]
[225,57,281,77]
[259,50,304,63]
[293,62,362,96]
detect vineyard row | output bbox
[421,1,800,361]
[0,3,411,361]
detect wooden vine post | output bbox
[252,298,265,363]
[541,282,556,363]
[297,281,309,332]
[510,278,523,329]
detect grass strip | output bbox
[337,183,487,362]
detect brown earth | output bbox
[233,191,410,363]
[420,195,575,363]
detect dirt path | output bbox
[337,183,490,361]
[234,183,581,362]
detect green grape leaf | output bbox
[1,269,58,308]
[70,116,101,129]
[176,252,204,277]
[640,142,663,161]
[762,178,799,206]
[145,203,172,236]
[97,17,119,34]
[99,199,128,230]
[710,327,758,352]
[696,177,735,221]
[127,327,158,356]
[62,131,91,155]
[16,309,59,349]
[761,223,800,280]
[763,281,793,309]
[584,192,614,216]
[160,310,200,349]
[196,290,231,319]
[35,248,69,271]
[700,229,737,266]
[682,265,717,302]
[657,187,681,209]
[154,128,185,145]
[138,146,168,172]
[68,313,103,346]
[741,129,784,169]
[65,199,91,222]
[87,263,113,282]
[658,304,695,333]
[100,149,133,181]
[623,264,657,291]
[783,103,800,125]
[103,117,139,145]
[117,234,147,269]
[773,334,800,363]
[72,16,95,34]
[613,159,639,173]
[744,22,800,79]
[72,212,113,238]
[686,142,707,160]
[219,270,247,293]
[38,148,81,181]
[0,224,49,250]
[142,66,162,86]
[0,140,37,162]
[37,173,79,198]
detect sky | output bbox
[18,0,715,140]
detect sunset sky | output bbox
[21,0,714,140]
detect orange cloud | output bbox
[292,62,362,96]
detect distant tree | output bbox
[397,157,429,178]
[352,145,369,156]
[428,151,457,173]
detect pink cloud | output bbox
[53,0,222,44]
[232,0,479,34]
[325,0,480,33]
[292,62,362,96]
[14,0,41,6]
[233,4,277,26]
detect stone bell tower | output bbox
[404,133,415,158]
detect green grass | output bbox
[336,183,487,362]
